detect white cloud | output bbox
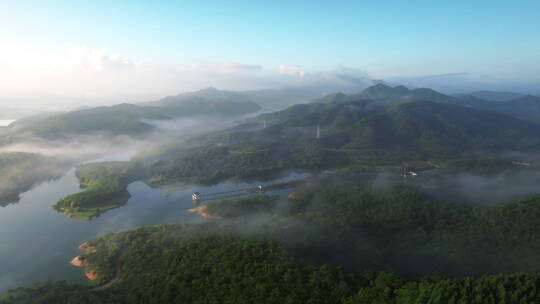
[64,46,142,72]
[218,62,262,72]
[1,43,538,109]
[0,49,379,109]
[177,62,262,74]
[278,65,305,77]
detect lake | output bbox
[0,168,308,293]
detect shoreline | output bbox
[70,242,99,281]
[188,205,222,219]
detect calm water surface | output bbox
[0,168,307,293]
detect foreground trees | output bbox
[7,183,540,303]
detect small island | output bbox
[53,162,141,220]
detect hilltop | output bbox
[313,84,540,123]
[5,88,262,140]
[142,95,540,185]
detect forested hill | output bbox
[145,98,540,184]
[139,87,261,115]
[344,100,540,152]
[458,94,540,123]
[457,90,525,102]
[351,83,459,104]
[312,84,459,105]
[7,182,540,303]
[312,84,540,123]
[6,89,262,139]
[144,86,338,112]
[8,104,161,138]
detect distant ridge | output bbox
[144,87,255,108]
[150,96,540,184]
[6,88,262,139]
[457,90,526,102]
[311,84,540,123]
[313,84,458,105]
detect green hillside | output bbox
[457,94,540,123]
[147,99,540,184]
[459,90,525,102]
[349,84,458,104]
[314,84,540,123]
[7,184,540,303]
[142,87,261,116]
[10,104,161,138]
[52,96,540,219]
[7,89,262,139]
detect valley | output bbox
[3,84,540,303]
[3,3,539,302]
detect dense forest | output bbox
[200,182,540,276]
[7,182,540,303]
[5,85,540,302]
[142,93,540,185]
[3,223,540,304]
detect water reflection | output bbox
[0,169,308,293]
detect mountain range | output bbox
[3,84,540,155]
[143,85,540,184]
[5,88,263,139]
[314,84,540,123]
[455,90,525,102]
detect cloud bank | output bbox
[0,46,380,108]
[0,45,538,110]
[65,46,143,72]
[279,65,305,77]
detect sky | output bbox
[0,0,539,108]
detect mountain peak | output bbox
[199,86,219,92]
[350,84,457,105]
[366,83,394,91]
[353,84,410,99]
[314,92,350,104]
[360,84,411,95]
[393,85,410,93]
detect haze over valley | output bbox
[1,1,540,303]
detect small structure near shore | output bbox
[403,171,418,178]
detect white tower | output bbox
[316,124,320,139]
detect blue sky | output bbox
[0,0,539,102]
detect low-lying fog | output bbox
[0,120,15,127]
[0,114,251,161]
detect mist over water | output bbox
[413,169,540,204]
[0,160,306,293]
